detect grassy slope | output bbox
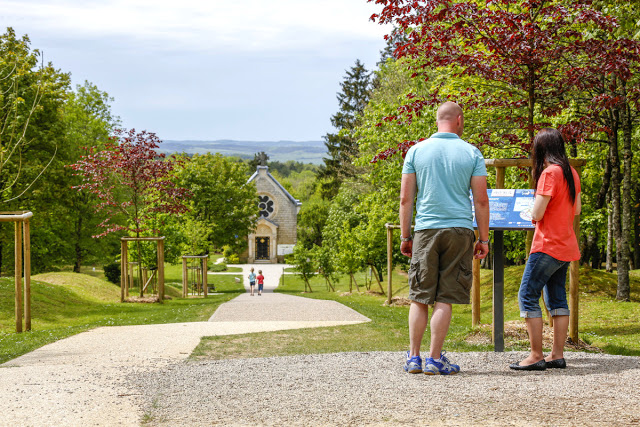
[193,266,640,360]
[0,268,244,364]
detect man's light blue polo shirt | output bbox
[402,132,487,231]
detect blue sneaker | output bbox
[424,351,460,375]
[403,351,423,374]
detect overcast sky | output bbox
[1,0,390,141]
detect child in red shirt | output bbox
[510,128,581,372]
[256,270,264,296]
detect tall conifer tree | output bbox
[318,59,371,199]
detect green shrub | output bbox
[103,262,121,285]
[210,263,227,272]
[225,254,240,264]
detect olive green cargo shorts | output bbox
[408,227,475,305]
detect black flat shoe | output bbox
[509,359,547,371]
[545,358,566,369]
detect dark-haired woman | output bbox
[510,128,581,371]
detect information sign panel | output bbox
[472,189,536,230]
[277,244,295,256]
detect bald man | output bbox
[400,101,490,375]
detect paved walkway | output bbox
[0,264,369,426]
[211,264,368,323]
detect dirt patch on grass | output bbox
[384,296,412,306]
[124,295,172,303]
[466,320,602,351]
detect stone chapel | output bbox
[243,165,301,263]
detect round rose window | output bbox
[258,195,274,218]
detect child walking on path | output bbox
[257,270,265,296]
[248,268,256,296]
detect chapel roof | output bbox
[247,166,302,207]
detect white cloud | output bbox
[0,0,391,140]
[1,0,390,53]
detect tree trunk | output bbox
[350,273,360,292]
[569,138,578,158]
[327,276,335,292]
[606,197,614,273]
[617,94,633,300]
[584,230,600,269]
[634,180,640,270]
[303,274,312,293]
[596,147,612,209]
[608,106,630,300]
[73,214,83,273]
[370,264,386,296]
[324,275,335,292]
[136,238,144,298]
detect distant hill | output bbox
[159,140,327,165]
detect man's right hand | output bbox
[474,241,489,259]
[401,240,413,257]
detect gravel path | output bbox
[131,351,640,427]
[1,263,639,426]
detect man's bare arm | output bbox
[399,173,417,257]
[470,175,489,259]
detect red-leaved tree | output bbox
[69,128,190,297]
[369,0,616,161]
[69,128,190,238]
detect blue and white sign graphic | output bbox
[472,189,536,230]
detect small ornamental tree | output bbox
[312,244,337,292]
[69,128,190,238]
[291,244,316,292]
[69,128,190,296]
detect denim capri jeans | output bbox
[518,252,570,318]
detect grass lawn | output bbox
[193,266,640,360]
[0,267,244,364]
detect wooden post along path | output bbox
[0,211,33,333]
[181,255,209,298]
[120,237,166,303]
[385,223,413,306]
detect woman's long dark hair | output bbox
[532,128,576,204]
